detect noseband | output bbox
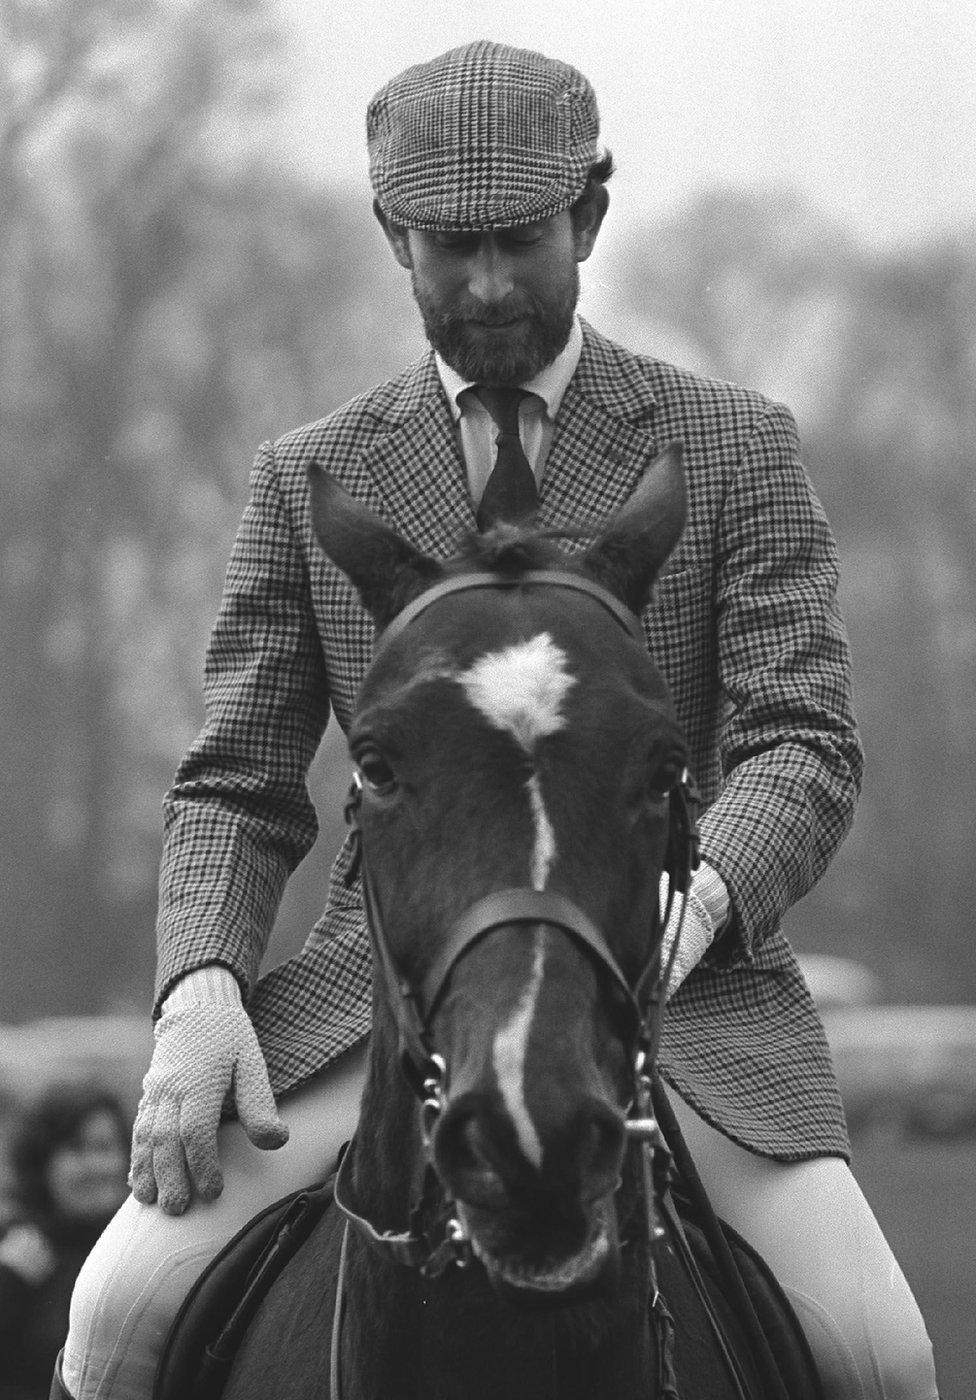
[336,568,700,1277]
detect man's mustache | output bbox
[438,296,538,327]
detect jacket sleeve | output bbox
[697,402,863,962]
[154,442,331,1012]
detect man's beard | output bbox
[412,267,579,384]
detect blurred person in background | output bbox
[55,40,938,1400]
[0,1082,128,1400]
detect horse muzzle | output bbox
[457,1191,623,1305]
[431,1087,627,1303]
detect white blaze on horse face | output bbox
[458,631,574,891]
[459,632,573,1168]
[526,775,556,891]
[492,930,547,1168]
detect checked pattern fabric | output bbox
[155,321,862,1163]
[367,41,599,231]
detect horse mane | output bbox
[445,520,597,578]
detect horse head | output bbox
[309,445,689,1303]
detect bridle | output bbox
[333,567,701,1282]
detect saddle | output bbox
[153,1091,823,1400]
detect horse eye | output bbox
[356,749,397,794]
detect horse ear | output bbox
[307,464,443,628]
[581,442,688,614]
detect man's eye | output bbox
[356,750,397,793]
[435,233,478,253]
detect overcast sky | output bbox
[275,0,975,254]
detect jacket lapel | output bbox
[359,355,477,556]
[360,323,663,556]
[539,321,661,537]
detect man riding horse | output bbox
[55,39,937,1400]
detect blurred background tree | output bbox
[0,0,417,1015]
[2,0,975,1018]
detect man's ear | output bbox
[373,199,413,269]
[571,184,609,263]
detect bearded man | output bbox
[55,41,937,1400]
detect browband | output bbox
[374,570,645,658]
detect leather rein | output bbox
[333,568,701,1284]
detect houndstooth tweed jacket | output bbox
[155,321,862,1161]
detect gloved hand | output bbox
[130,967,288,1215]
[659,862,730,1000]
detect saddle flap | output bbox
[153,1176,336,1400]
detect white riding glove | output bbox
[130,966,288,1215]
[659,862,731,1000]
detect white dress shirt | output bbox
[435,317,584,507]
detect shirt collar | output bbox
[436,316,583,422]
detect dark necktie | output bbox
[474,386,538,531]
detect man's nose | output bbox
[467,244,516,304]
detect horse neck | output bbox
[348,1002,426,1229]
[343,1031,657,1400]
[340,1227,657,1400]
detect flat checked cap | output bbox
[367,41,600,230]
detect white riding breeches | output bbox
[61,1042,368,1400]
[667,1091,938,1400]
[62,1046,938,1400]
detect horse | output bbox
[160,445,822,1400]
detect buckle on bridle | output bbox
[626,1061,672,1245]
[342,772,364,888]
[664,767,701,894]
[421,1216,474,1279]
[420,1053,447,1146]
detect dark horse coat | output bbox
[156,467,824,1400]
[154,320,861,1161]
[159,1175,821,1400]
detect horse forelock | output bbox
[361,550,670,908]
[445,522,589,578]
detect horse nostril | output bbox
[574,1102,626,1198]
[457,1116,492,1171]
[435,1103,508,1209]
